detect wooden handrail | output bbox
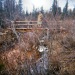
[14,21,38,23]
[15,24,38,26]
[8,28,49,30]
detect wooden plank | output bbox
[15,24,38,26]
[13,20,60,22]
[12,20,75,24]
[14,28,49,33]
[15,28,49,30]
[8,27,57,30]
[15,29,33,32]
[8,28,49,30]
[15,21,38,23]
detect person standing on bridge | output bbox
[37,12,43,27]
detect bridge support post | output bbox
[47,28,49,40]
[11,21,20,42]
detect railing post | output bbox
[11,21,20,42]
[27,21,30,28]
[11,21,15,30]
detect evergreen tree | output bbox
[68,9,72,17]
[58,7,61,15]
[18,0,22,15]
[40,6,44,14]
[0,0,5,28]
[0,0,2,12]
[52,0,58,16]
[32,6,36,16]
[4,0,16,19]
[73,7,75,18]
[26,9,29,17]
[0,0,2,28]
[32,6,38,18]
[63,0,68,16]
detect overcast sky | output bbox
[17,0,75,13]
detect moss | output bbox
[0,63,5,71]
[0,60,8,75]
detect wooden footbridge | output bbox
[8,20,50,39]
[7,20,70,39]
[8,21,49,30]
[1,19,71,39]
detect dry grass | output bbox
[0,29,42,75]
[0,14,75,75]
[48,28,75,75]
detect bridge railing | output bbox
[8,21,39,29]
[13,21,38,28]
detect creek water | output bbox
[26,46,48,75]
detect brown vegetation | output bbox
[48,28,75,75]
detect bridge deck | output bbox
[8,28,50,32]
[8,28,49,30]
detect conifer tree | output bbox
[4,0,16,19]
[26,9,29,17]
[41,6,44,14]
[73,7,75,18]
[52,0,58,16]
[0,0,5,28]
[0,0,2,12]
[18,0,22,15]
[63,0,68,16]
